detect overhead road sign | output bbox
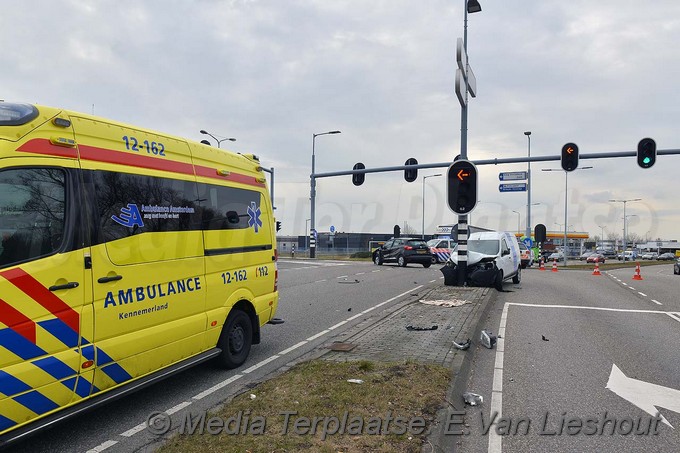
[499,183,527,192]
[498,171,527,181]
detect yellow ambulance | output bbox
[0,102,279,444]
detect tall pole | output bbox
[524,131,532,238]
[310,131,341,258]
[608,198,641,260]
[512,210,521,235]
[422,174,442,239]
[564,171,568,265]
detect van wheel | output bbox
[215,310,252,369]
[494,270,504,291]
[374,253,383,265]
[397,255,407,267]
[512,267,521,284]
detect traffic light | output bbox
[404,158,418,182]
[534,224,546,243]
[447,159,478,214]
[393,224,401,238]
[637,138,656,169]
[276,221,281,232]
[352,162,366,186]
[560,143,579,172]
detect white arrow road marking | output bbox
[606,364,680,428]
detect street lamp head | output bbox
[524,131,531,136]
[467,0,482,13]
[199,130,208,135]
[328,130,341,134]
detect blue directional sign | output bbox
[523,237,533,248]
[330,225,336,233]
[499,171,528,181]
[499,183,527,192]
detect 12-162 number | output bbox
[123,136,166,156]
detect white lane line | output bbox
[86,440,118,452]
[337,275,348,279]
[508,302,673,314]
[328,320,348,330]
[314,279,327,283]
[371,270,381,273]
[347,313,363,321]
[628,286,636,290]
[621,282,628,286]
[192,375,243,400]
[429,279,437,283]
[120,422,149,438]
[667,313,680,324]
[652,299,663,305]
[306,330,330,341]
[279,341,307,355]
[167,401,192,415]
[356,272,365,276]
[488,302,509,453]
[638,292,647,297]
[242,355,280,374]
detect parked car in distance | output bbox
[518,241,533,268]
[373,237,433,267]
[600,249,617,258]
[657,252,676,261]
[548,252,565,262]
[579,251,595,260]
[617,250,637,261]
[586,253,606,264]
[674,258,680,275]
[641,252,658,260]
[427,238,455,263]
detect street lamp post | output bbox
[305,219,311,253]
[422,174,442,239]
[598,225,606,246]
[457,0,482,286]
[542,166,592,266]
[310,130,341,258]
[608,198,641,260]
[524,131,532,238]
[511,210,521,235]
[199,130,236,148]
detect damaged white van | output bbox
[445,231,522,289]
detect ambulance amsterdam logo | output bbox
[247,202,262,233]
[111,203,144,228]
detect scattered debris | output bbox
[348,307,352,312]
[480,330,497,349]
[452,338,471,350]
[463,392,483,406]
[249,394,256,400]
[406,325,439,331]
[346,379,364,384]
[542,335,549,342]
[328,342,356,352]
[418,298,470,307]
[338,279,360,284]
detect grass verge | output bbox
[160,360,450,453]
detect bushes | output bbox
[350,251,372,259]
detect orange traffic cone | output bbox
[633,262,643,280]
[551,259,558,272]
[592,259,602,276]
[539,258,546,271]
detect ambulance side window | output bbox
[0,168,66,268]
[92,170,201,244]
[197,183,262,231]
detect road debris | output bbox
[452,338,471,350]
[463,392,483,406]
[406,325,439,331]
[346,379,364,384]
[480,329,497,349]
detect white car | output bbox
[445,231,521,289]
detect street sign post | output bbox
[499,171,527,181]
[499,183,527,192]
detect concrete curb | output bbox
[425,286,497,453]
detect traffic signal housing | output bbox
[561,143,579,172]
[447,159,478,214]
[637,138,656,169]
[404,158,418,182]
[276,221,281,232]
[352,162,366,186]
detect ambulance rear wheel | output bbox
[216,310,252,369]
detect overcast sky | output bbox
[3,0,679,242]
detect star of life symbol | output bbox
[247,202,262,233]
[111,203,144,228]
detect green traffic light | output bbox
[643,157,651,164]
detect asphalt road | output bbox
[13,259,443,453]
[455,263,680,453]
